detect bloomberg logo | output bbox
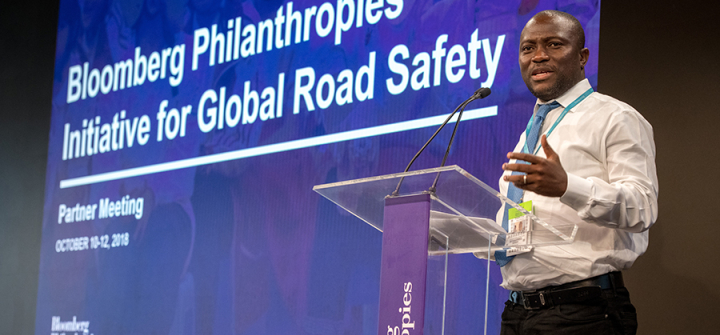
[386,281,416,335]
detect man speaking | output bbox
[494,10,658,334]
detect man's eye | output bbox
[549,42,562,47]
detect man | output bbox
[495,10,658,334]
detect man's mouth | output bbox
[531,69,554,80]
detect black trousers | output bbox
[500,287,638,335]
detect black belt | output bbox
[509,271,624,310]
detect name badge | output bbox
[506,200,533,256]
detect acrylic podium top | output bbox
[313,165,576,254]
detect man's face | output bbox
[519,15,589,101]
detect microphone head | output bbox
[474,87,491,99]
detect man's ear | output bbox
[580,47,589,70]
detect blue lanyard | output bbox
[522,88,594,155]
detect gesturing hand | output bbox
[502,135,568,197]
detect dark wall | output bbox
[0,1,717,333]
[599,2,720,333]
[0,1,56,334]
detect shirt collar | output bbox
[535,78,592,112]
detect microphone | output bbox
[471,87,492,99]
[391,87,491,196]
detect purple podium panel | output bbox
[378,194,431,335]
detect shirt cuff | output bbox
[560,172,593,211]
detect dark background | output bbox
[1,1,717,334]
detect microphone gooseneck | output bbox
[391,87,492,196]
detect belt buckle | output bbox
[522,290,551,309]
[521,291,542,310]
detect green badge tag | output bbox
[508,200,533,220]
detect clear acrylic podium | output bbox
[313,165,577,335]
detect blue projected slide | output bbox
[38,0,600,334]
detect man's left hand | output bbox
[502,135,568,197]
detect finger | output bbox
[503,163,535,173]
[507,151,543,164]
[503,174,528,187]
[540,135,557,159]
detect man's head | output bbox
[519,11,589,101]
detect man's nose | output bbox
[532,47,550,62]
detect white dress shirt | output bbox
[498,79,659,291]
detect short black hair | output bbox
[534,10,586,51]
